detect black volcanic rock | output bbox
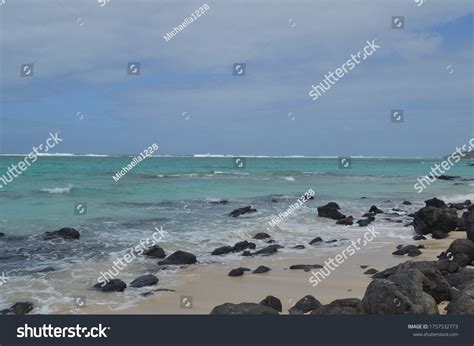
[158,251,197,265]
[309,237,323,245]
[424,198,447,208]
[228,267,250,277]
[0,302,34,315]
[317,202,346,220]
[253,232,270,240]
[259,295,282,312]
[94,279,126,292]
[253,265,271,274]
[210,302,279,315]
[292,295,322,313]
[130,274,158,288]
[143,245,166,258]
[336,216,354,225]
[369,205,383,214]
[43,228,80,240]
[413,206,457,236]
[229,206,257,217]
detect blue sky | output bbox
[0,0,472,157]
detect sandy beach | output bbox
[70,232,467,315]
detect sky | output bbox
[0,0,473,157]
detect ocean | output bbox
[0,156,473,312]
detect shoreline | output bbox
[70,232,466,315]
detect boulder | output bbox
[0,302,34,315]
[211,245,234,256]
[362,270,438,314]
[94,279,126,292]
[129,274,158,288]
[432,230,449,239]
[158,251,197,265]
[373,261,450,303]
[336,216,354,225]
[357,216,375,227]
[369,205,383,214]
[447,285,474,314]
[317,202,346,220]
[253,244,281,255]
[143,245,166,258]
[413,206,458,236]
[292,245,305,250]
[291,295,322,313]
[228,267,250,277]
[253,232,270,240]
[43,227,80,240]
[259,295,282,312]
[253,266,271,274]
[210,302,279,315]
[233,240,256,252]
[392,245,422,257]
[229,206,257,217]
[309,237,323,245]
[445,268,474,290]
[364,268,378,275]
[462,207,474,241]
[310,298,362,315]
[425,198,447,208]
[403,201,412,205]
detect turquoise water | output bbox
[0,156,473,312]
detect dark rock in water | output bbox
[357,216,375,227]
[392,245,421,256]
[229,206,257,217]
[210,302,279,315]
[271,199,278,203]
[292,245,305,250]
[369,205,383,214]
[253,232,270,240]
[0,232,4,237]
[266,239,275,244]
[0,302,34,315]
[408,213,416,217]
[326,239,338,243]
[130,274,159,288]
[94,279,126,292]
[253,265,271,274]
[362,269,438,314]
[259,295,282,312]
[233,240,256,252]
[253,244,281,255]
[403,201,412,205]
[290,264,323,271]
[158,251,197,265]
[143,245,166,258]
[360,197,368,199]
[360,265,369,269]
[228,267,250,277]
[364,268,378,275]
[43,227,80,240]
[211,245,234,256]
[432,230,449,239]
[309,237,323,245]
[37,267,56,273]
[292,295,322,313]
[362,212,375,218]
[317,202,346,220]
[413,234,426,241]
[424,198,447,208]
[209,199,228,205]
[447,285,474,314]
[413,206,457,236]
[438,175,460,181]
[392,208,402,212]
[241,251,252,257]
[310,298,362,315]
[373,261,451,303]
[336,216,354,225]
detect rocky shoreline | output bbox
[1,197,473,315]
